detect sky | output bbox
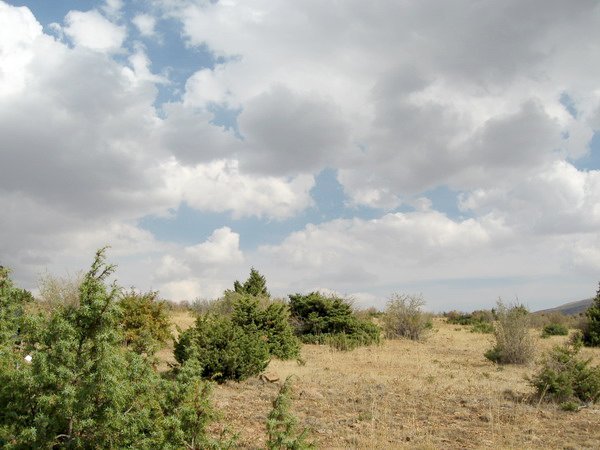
[1,0,600,312]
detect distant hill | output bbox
[535,298,594,316]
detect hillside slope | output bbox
[536,298,593,316]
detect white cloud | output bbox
[63,10,126,53]
[184,227,243,265]
[0,2,315,291]
[0,2,42,96]
[132,13,157,37]
[154,227,246,300]
[252,211,592,310]
[164,0,600,206]
[459,161,600,234]
[176,160,315,220]
[102,0,124,18]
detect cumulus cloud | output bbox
[0,2,42,96]
[165,0,600,206]
[252,210,592,310]
[238,85,350,175]
[177,160,315,220]
[0,2,318,290]
[63,9,127,53]
[155,227,245,300]
[459,161,600,234]
[132,13,157,37]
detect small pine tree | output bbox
[266,376,314,450]
[583,282,600,347]
[530,340,600,408]
[234,268,269,297]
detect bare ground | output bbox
[164,315,600,449]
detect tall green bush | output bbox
[0,267,33,346]
[582,283,600,347]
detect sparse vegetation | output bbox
[470,321,494,334]
[485,300,536,364]
[37,271,82,310]
[2,253,600,448]
[383,293,432,341]
[445,309,495,326]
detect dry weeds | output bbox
[166,314,600,449]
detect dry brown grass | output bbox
[164,313,600,449]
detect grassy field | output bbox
[164,313,600,449]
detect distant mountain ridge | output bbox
[535,298,593,316]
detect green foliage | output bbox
[0,249,229,449]
[232,294,300,360]
[582,282,600,347]
[174,314,270,383]
[0,248,152,448]
[288,292,380,350]
[119,289,173,357]
[541,323,569,338]
[234,267,269,297]
[266,376,314,450]
[383,293,432,341]
[484,300,535,365]
[530,341,600,409]
[159,359,236,449]
[446,309,494,326]
[0,266,33,346]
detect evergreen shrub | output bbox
[530,341,600,409]
[582,283,600,347]
[174,314,270,383]
[288,292,380,350]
